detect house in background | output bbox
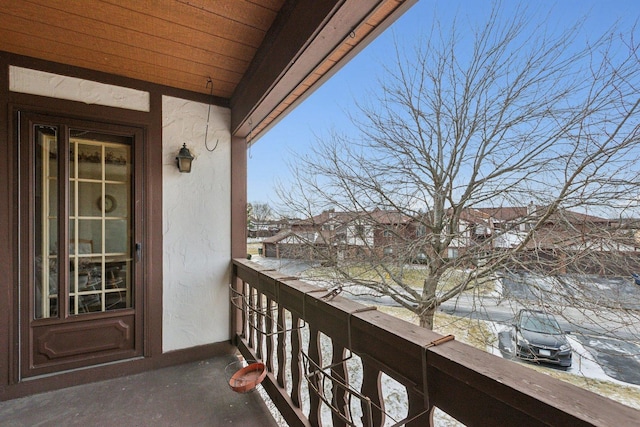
[248,219,288,238]
[263,209,355,259]
[455,206,640,275]
[262,208,416,260]
[264,205,639,275]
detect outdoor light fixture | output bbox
[176,143,194,173]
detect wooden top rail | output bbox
[232,258,639,426]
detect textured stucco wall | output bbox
[162,96,232,351]
[10,66,233,352]
[9,66,150,111]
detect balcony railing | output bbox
[231,258,639,426]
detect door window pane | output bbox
[76,143,102,180]
[34,127,59,319]
[68,135,133,315]
[105,183,128,217]
[78,182,102,217]
[35,128,134,318]
[105,145,130,182]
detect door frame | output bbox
[16,109,147,379]
[1,57,175,400]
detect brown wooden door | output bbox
[19,112,143,378]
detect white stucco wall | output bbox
[9,66,150,111]
[162,96,232,351]
[10,66,232,352]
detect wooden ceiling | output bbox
[0,0,415,140]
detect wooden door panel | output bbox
[28,314,136,376]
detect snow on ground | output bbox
[488,323,608,381]
[487,277,503,298]
[488,321,640,410]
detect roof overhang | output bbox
[0,0,417,142]
[231,0,417,142]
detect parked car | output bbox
[512,309,572,368]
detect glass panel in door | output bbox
[34,127,59,319]
[68,135,133,315]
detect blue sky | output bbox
[247,0,639,206]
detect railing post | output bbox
[276,305,287,388]
[360,359,384,427]
[240,281,247,338]
[406,388,434,427]
[290,313,303,409]
[307,326,322,427]
[248,286,255,350]
[331,345,350,427]
[265,297,274,372]
[256,290,264,360]
[229,267,244,343]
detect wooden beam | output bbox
[231,0,341,136]
[231,0,414,139]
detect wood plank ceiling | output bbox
[0,0,415,141]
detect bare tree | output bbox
[247,203,254,231]
[277,3,640,333]
[251,202,273,224]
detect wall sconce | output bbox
[176,143,194,173]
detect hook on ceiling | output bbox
[205,76,219,152]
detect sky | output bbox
[247,0,640,208]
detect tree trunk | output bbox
[418,305,437,330]
[419,275,439,330]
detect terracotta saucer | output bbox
[229,362,267,393]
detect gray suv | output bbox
[512,309,572,368]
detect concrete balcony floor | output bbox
[0,355,278,427]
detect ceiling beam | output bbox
[230,0,415,140]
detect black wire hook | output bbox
[205,77,219,152]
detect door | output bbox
[19,112,143,378]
